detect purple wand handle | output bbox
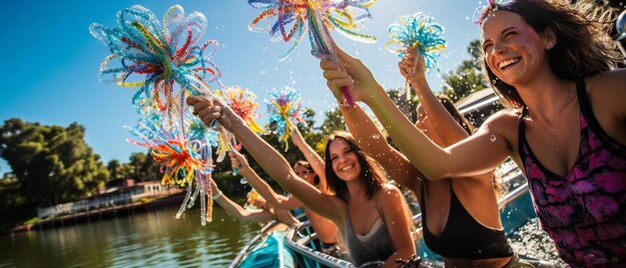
[340,86,355,106]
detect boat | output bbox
[229,219,297,268]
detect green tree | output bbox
[441,40,488,102]
[139,152,161,181]
[128,152,147,181]
[0,119,109,217]
[319,108,346,136]
[107,159,121,181]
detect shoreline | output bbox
[1,193,186,236]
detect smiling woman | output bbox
[187,94,417,267]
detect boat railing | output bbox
[229,219,281,268]
[229,212,310,268]
[284,221,356,268]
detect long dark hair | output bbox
[436,95,475,134]
[324,131,387,203]
[476,0,622,108]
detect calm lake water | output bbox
[0,206,261,267]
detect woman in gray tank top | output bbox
[186,96,417,267]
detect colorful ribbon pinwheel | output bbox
[266,87,307,150]
[126,114,218,225]
[91,5,231,225]
[248,0,377,106]
[386,13,446,72]
[216,86,264,134]
[386,13,446,98]
[90,4,222,122]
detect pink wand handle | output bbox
[340,86,355,106]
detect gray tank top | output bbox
[344,207,395,266]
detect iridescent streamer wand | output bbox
[307,1,354,106]
[386,13,446,99]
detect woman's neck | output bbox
[345,177,369,202]
[516,73,576,121]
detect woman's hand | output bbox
[290,127,306,149]
[319,46,384,105]
[398,49,426,80]
[229,150,251,174]
[186,96,232,130]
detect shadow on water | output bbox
[0,206,261,267]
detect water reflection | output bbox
[0,206,261,267]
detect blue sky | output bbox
[0,0,483,173]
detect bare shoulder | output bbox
[478,108,521,142]
[586,69,626,119]
[586,69,626,100]
[379,184,403,205]
[587,69,626,87]
[583,70,626,144]
[483,108,521,125]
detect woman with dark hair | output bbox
[187,96,416,267]
[403,51,517,266]
[320,1,625,266]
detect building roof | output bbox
[455,87,501,114]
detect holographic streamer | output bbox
[386,13,446,98]
[91,5,236,225]
[126,114,218,225]
[215,86,265,176]
[266,87,307,150]
[248,0,377,105]
[216,86,264,134]
[386,13,446,72]
[90,4,223,122]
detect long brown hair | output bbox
[436,95,475,134]
[324,131,387,202]
[476,0,622,108]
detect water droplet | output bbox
[490,135,497,142]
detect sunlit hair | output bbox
[476,0,622,108]
[436,95,475,134]
[324,131,387,202]
[293,160,319,185]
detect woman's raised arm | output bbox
[210,179,276,223]
[320,47,513,180]
[188,96,343,222]
[400,50,470,143]
[229,150,302,210]
[290,127,329,193]
[337,103,422,191]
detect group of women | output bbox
[191,1,625,267]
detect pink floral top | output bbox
[518,79,626,267]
